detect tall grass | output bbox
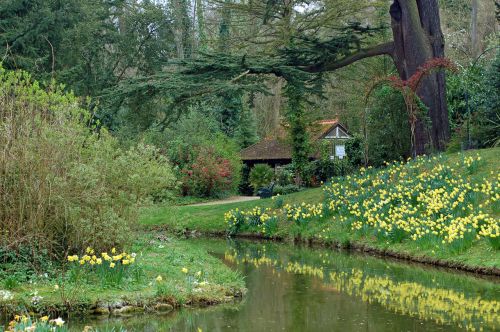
[0,68,175,262]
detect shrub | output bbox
[238,164,254,196]
[0,68,175,260]
[142,109,243,198]
[249,164,274,194]
[180,145,240,198]
[345,135,365,167]
[366,86,411,166]
[273,184,301,196]
[274,165,295,186]
[447,55,499,149]
[163,135,242,198]
[304,158,354,185]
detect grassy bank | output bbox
[142,148,500,273]
[0,234,244,322]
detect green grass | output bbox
[140,187,324,232]
[141,147,500,270]
[0,234,244,317]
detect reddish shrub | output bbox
[180,147,237,197]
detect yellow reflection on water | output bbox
[225,250,499,331]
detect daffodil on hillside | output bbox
[225,153,500,250]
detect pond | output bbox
[71,238,499,331]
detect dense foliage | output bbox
[180,144,241,198]
[0,68,175,260]
[366,86,412,166]
[447,53,500,150]
[1,0,497,178]
[249,164,274,193]
[140,109,243,198]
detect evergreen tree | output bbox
[234,96,259,148]
[284,83,310,180]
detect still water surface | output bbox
[72,239,500,331]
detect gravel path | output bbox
[189,196,260,206]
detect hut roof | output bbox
[241,119,349,162]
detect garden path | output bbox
[190,196,260,206]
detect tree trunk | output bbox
[471,0,479,57]
[305,1,450,154]
[390,0,449,154]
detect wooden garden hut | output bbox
[240,119,351,168]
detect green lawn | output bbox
[0,234,244,317]
[142,147,500,272]
[140,187,324,233]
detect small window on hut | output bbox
[335,145,346,159]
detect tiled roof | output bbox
[240,137,292,161]
[241,119,345,161]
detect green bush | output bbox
[275,165,295,186]
[0,68,176,259]
[446,54,499,149]
[345,135,365,166]
[273,184,301,196]
[249,164,274,194]
[180,144,241,198]
[304,158,354,185]
[238,164,254,196]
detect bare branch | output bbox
[304,41,395,73]
[43,36,55,79]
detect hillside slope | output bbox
[143,148,500,272]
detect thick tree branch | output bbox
[304,41,395,73]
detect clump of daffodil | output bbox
[66,246,138,288]
[67,247,136,268]
[7,314,66,331]
[225,206,278,235]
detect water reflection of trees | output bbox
[224,243,500,332]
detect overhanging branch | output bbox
[304,41,395,73]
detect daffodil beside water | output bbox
[225,154,500,251]
[4,315,66,332]
[66,247,140,286]
[225,207,278,235]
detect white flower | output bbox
[0,290,13,301]
[31,294,43,304]
[51,317,65,327]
